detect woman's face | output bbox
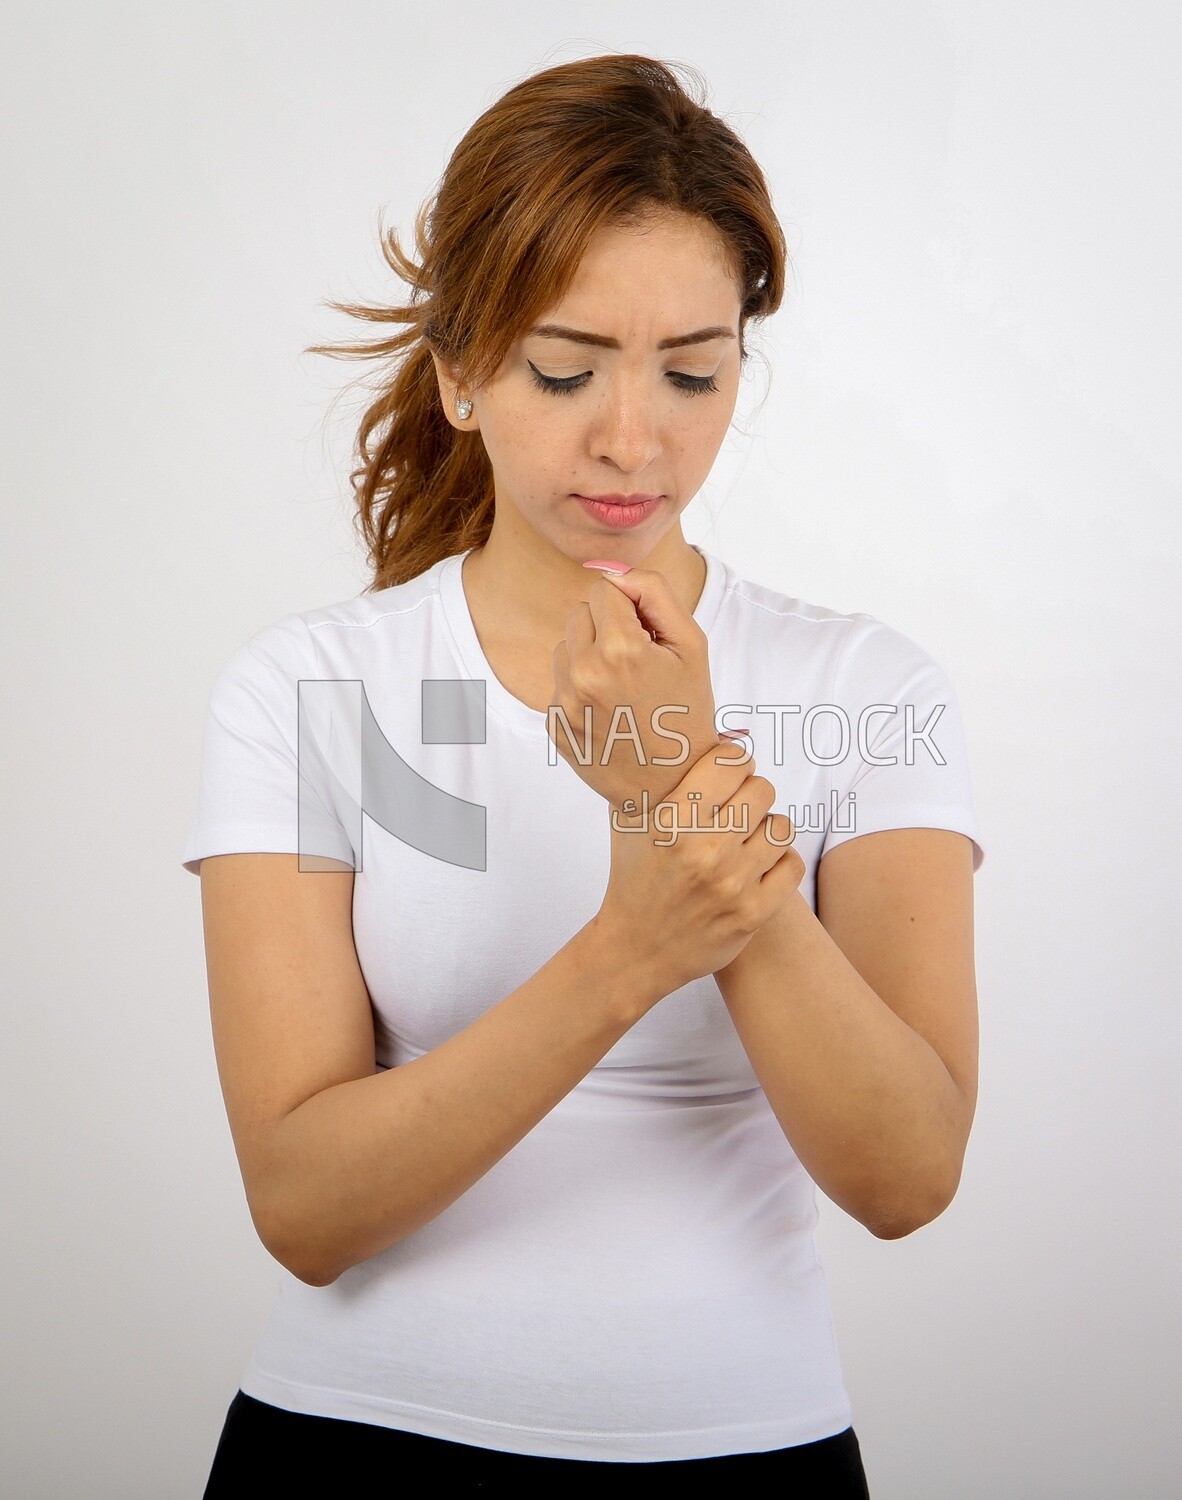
[445,211,744,562]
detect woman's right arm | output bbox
[198,744,798,1287]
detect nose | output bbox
[589,372,662,473]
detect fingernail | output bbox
[583,560,632,575]
[719,729,751,740]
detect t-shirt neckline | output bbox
[439,543,727,735]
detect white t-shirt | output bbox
[181,543,984,1461]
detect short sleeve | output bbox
[821,614,985,872]
[180,616,357,875]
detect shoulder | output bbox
[213,557,456,687]
[707,553,952,697]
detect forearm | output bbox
[263,917,666,1286]
[714,890,968,1238]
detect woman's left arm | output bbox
[714,826,979,1240]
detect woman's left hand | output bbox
[549,564,734,812]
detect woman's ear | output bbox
[428,350,476,431]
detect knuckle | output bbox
[712,867,746,906]
[767,811,795,843]
[568,662,604,698]
[680,844,716,887]
[598,640,631,671]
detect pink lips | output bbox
[574,495,662,529]
[577,493,661,505]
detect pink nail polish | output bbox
[583,560,632,575]
[719,729,751,739]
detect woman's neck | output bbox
[460,522,708,648]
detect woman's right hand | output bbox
[596,737,804,998]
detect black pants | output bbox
[204,1389,871,1496]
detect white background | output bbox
[2,3,1179,1496]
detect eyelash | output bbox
[528,364,719,398]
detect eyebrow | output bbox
[527,323,736,351]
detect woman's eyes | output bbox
[527,363,719,398]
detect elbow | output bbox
[243,1127,357,1287]
[869,1166,963,1241]
[868,1199,945,1240]
[264,1213,347,1287]
[870,1212,927,1241]
[289,1261,342,1289]
[268,1224,337,1286]
[250,1190,344,1289]
[265,1229,345,1289]
[253,1187,420,1287]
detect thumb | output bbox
[581,561,695,650]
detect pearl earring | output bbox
[455,398,473,420]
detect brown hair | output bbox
[306,53,787,593]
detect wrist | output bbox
[714,891,809,993]
[580,909,673,1023]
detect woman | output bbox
[184,53,983,1496]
